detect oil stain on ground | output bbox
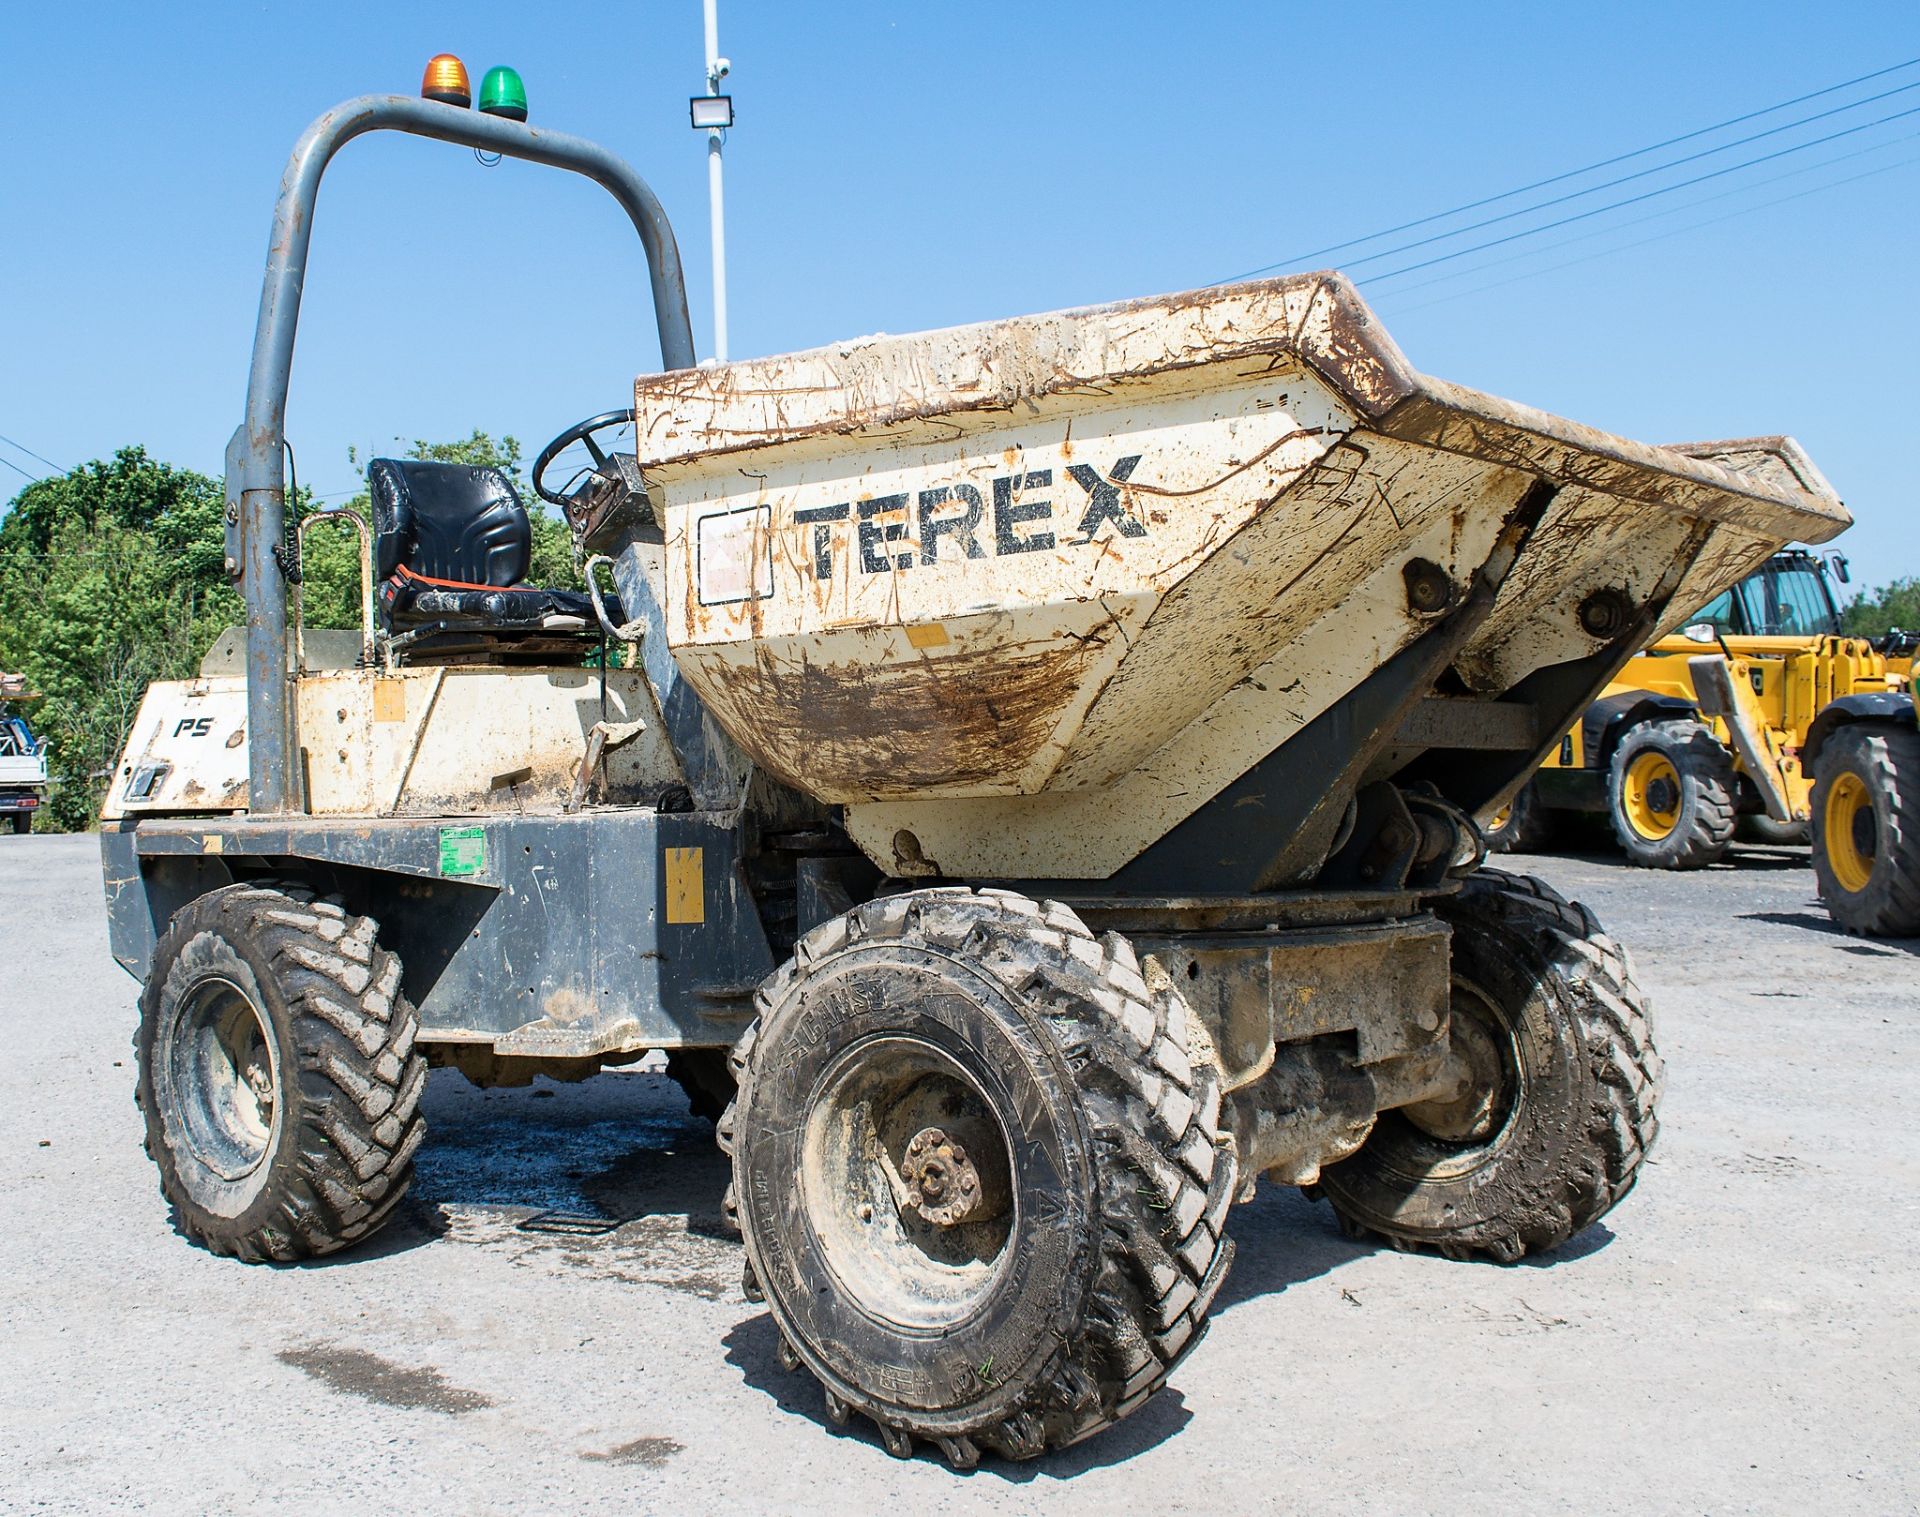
[278,1344,493,1414]
[583,1435,684,1468]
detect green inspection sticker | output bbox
[438,825,487,878]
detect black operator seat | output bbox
[367,459,620,631]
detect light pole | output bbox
[689,0,733,364]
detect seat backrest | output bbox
[368,459,531,587]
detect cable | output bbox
[1379,126,1920,300]
[0,432,67,475]
[1218,72,1920,286]
[1265,55,1920,268]
[0,453,39,484]
[1366,101,1920,283]
[1377,151,1920,318]
[1217,57,1920,281]
[1346,78,1920,273]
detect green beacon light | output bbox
[478,66,528,122]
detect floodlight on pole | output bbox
[691,0,730,364]
[689,94,733,130]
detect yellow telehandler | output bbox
[1488,444,1910,878]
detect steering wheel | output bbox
[532,408,636,507]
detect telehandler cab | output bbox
[100,78,1847,1465]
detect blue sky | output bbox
[2,1,1915,589]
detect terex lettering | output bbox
[797,456,1145,581]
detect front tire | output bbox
[725,888,1237,1466]
[1319,870,1662,1262]
[1810,722,1920,937]
[1608,718,1736,868]
[136,882,427,1261]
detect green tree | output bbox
[0,432,597,832]
[0,449,238,829]
[1842,578,1920,639]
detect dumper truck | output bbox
[97,80,1848,1465]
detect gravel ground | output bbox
[2,832,1916,1515]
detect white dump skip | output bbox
[630,273,1846,879]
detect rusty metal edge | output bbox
[633,270,1849,547]
[633,271,1418,457]
[1661,434,1844,506]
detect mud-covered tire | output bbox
[1810,721,1920,937]
[1319,870,1662,1262]
[1608,718,1736,868]
[135,882,426,1261]
[722,887,1237,1466]
[1482,781,1555,854]
[664,1048,735,1124]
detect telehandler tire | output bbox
[136,882,426,1262]
[1810,722,1920,937]
[1482,781,1555,854]
[1319,870,1661,1263]
[1607,718,1736,868]
[723,887,1237,1466]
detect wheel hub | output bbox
[902,1126,988,1226]
[1852,806,1878,861]
[1825,771,1878,892]
[1623,749,1683,840]
[799,1034,1018,1329]
[1401,984,1516,1145]
[172,974,278,1182]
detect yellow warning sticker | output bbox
[373,679,406,723]
[664,846,705,925]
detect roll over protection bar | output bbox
[225,93,696,813]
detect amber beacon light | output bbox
[420,54,472,108]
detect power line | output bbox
[0,433,67,476]
[0,454,40,484]
[1379,126,1920,300]
[1213,55,1920,283]
[1366,101,1920,283]
[1378,152,1920,318]
[1340,78,1920,274]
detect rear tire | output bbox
[1607,718,1736,868]
[136,882,427,1261]
[724,887,1237,1465]
[1482,781,1555,854]
[1810,722,1920,937]
[1319,870,1662,1262]
[9,813,28,835]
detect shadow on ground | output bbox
[409,1068,730,1230]
[1739,909,1920,956]
[721,1313,1191,1479]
